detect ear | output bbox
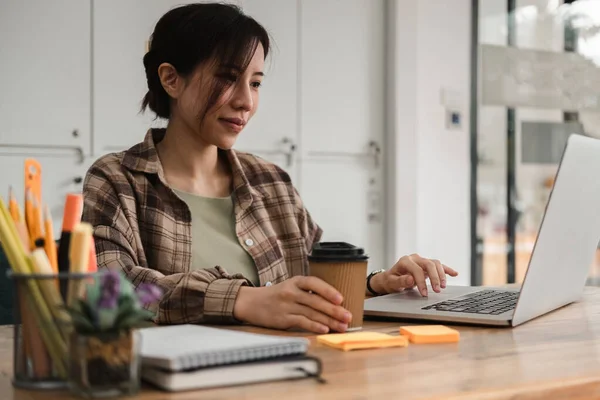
[157,63,182,99]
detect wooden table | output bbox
[3,287,600,399]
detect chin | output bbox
[215,135,239,150]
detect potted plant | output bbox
[66,270,162,398]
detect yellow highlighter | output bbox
[67,222,93,307]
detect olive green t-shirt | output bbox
[173,189,259,286]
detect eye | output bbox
[251,81,262,89]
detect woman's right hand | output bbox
[233,276,352,334]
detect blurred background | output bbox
[0,0,599,288]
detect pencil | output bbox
[24,190,35,249]
[0,198,55,377]
[32,196,44,243]
[43,205,58,273]
[8,186,22,224]
[9,190,45,377]
[31,248,71,339]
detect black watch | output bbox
[366,269,386,296]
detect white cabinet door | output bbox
[92,0,241,155]
[299,0,386,272]
[235,0,299,181]
[93,0,194,155]
[0,0,91,155]
[300,0,384,155]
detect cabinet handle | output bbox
[0,144,85,163]
[306,140,382,168]
[242,137,297,167]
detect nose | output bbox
[230,82,253,112]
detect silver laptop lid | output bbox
[512,134,600,326]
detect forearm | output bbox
[121,263,249,325]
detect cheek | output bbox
[180,90,201,119]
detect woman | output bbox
[82,3,458,334]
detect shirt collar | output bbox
[122,129,265,207]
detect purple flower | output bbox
[135,283,163,307]
[98,270,120,309]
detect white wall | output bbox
[387,0,472,285]
[2,0,473,282]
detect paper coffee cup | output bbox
[308,242,369,331]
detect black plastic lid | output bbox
[308,242,369,263]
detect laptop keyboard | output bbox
[421,290,519,315]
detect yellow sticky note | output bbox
[399,325,460,344]
[317,331,408,351]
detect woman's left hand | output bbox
[369,254,458,297]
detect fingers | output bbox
[386,274,415,292]
[291,303,349,333]
[287,314,330,334]
[443,265,459,277]
[398,256,428,297]
[296,287,352,325]
[433,259,447,289]
[295,276,343,305]
[394,255,459,296]
[413,255,442,293]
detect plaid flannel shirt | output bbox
[82,129,322,324]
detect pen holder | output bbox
[8,271,96,390]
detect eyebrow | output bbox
[220,64,264,77]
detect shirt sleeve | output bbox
[293,187,323,253]
[81,161,249,324]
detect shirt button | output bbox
[265,281,272,287]
[245,238,254,247]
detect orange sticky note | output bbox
[399,325,460,344]
[317,332,408,351]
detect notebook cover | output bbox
[139,324,310,372]
[141,355,323,392]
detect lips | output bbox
[219,117,246,127]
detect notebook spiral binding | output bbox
[177,342,308,370]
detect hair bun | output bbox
[143,50,155,70]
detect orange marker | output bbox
[57,193,83,298]
[88,236,97,273]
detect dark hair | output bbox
[141,3,270,119]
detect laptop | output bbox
[364,133,600,327]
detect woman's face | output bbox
[172,43,265,150]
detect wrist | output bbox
[368,270,388,295]
[233,286,260,322]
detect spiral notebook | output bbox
[139,324,311,372]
